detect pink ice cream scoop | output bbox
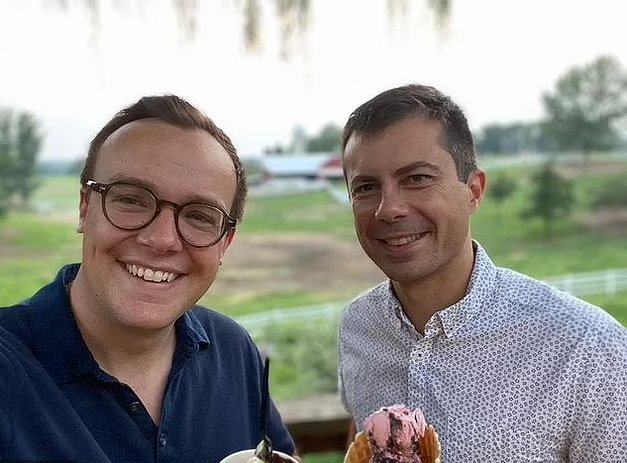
[364,405,428,463]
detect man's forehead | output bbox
[343,121,452,178]
[101,119,184,148]
[346,116,442,151]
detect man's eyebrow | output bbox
[348,161,442,186]
[107,174,153,189]
[394,161,442,177]
[348,174,377,187]
[105,174,224,206]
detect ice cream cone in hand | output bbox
[344,431,371,463]
[344,405,441,463]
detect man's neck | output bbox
[67,279,176,424]
[67,278,176,363]
[392,240,476,334]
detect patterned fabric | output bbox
[338,242,627,462]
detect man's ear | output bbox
[219,228,237,259]
[77,187,89,233]
[468,169,486,211]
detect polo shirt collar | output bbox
[27,264,210,385]
[26,264,97,384]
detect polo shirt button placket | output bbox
[129,401,141,414]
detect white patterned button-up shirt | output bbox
[338,242,627,462]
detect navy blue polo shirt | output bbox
[0,264,295,462]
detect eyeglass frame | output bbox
[83,179,238,248]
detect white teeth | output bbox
[125,264,178,283]
[385,234,422,246]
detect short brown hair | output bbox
[80,94,247,221]
[342,84,477,181]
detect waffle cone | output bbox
[344,425,441,463]
[343,431,371,463]
[418,425,441,463]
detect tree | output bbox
[264,122,342,154]
[476,122,553,155]
[0,107,43,216]
[51,0,452,58]
[591,176,627,210]
[0,111,13,218]
[542,55,627,159]
[305,123,342,152]
[521,162,574,237]
[488,174,517,214]
[13,112,42,208]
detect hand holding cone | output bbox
[344,428,440,463]
[344,405,441,463]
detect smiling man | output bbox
[0,95,295,462]
[337,85,627,462]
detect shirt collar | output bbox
[437,241,497,338]
[27,264,210,384]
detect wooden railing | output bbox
[277,394,350,454]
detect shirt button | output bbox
[159,433,167,447]
[129,401,141,413]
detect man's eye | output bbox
[186,212,215,224]
[407,174,429,184]
[352,184,377,195]
[112,195,149,207]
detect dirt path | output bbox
[210,233,385,299]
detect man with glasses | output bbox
[0,95,295,462]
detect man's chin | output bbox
[112,300,184,329]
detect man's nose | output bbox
[374,188,410,223]
[136,206,184,253]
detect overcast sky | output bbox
[1,0,626,161]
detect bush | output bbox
[591,176,627,209]
[257,318,339,399]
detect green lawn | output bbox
[31,175,80,215]
[240,189,355,237]
[1,162,626,325]
[0,213,81,306]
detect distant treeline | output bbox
[37,159,83,176]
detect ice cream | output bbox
[219,449,298,463]
[365,405,426,462]
[344,405,441,463]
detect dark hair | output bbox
[80,94,247,221]
[342,84,477,181]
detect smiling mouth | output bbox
[381,232,429,246]
[125,264,179,283]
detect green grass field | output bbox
[1,160,627,326]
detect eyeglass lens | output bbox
[104,183,226,246]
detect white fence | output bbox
[545,268,627,297]
[236,268,627,335]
